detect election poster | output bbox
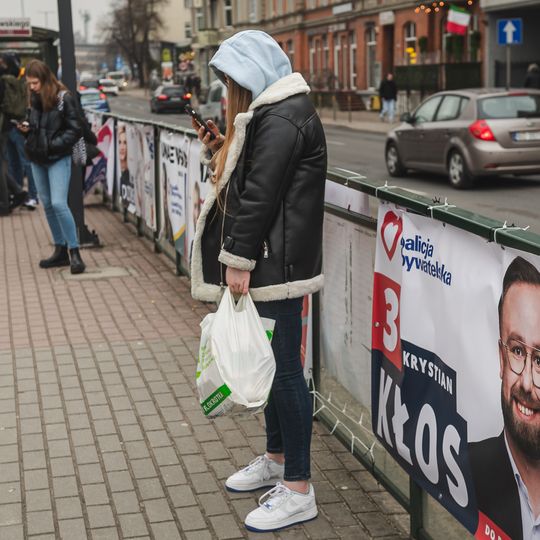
[117,121,136,214]
[372,203,540,540]
[186,139,213,265]
[159,131,189,254]
[83,117,115,198]
[131,123,156,230]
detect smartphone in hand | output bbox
[184,105,216,141]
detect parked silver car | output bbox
[385,89,540,188]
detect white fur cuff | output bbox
[218,249,256,271]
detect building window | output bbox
[196,8,205,30]
[333,34,340,89]
[404,21,417,64]
[185,21,192,39]
[322,34,329,70]
[224,0,233,26]
[287,39,294,69]
[287,0,294,12]
[349,31,357,89]
[277,0,283,15]
[249,0,258,22]
[266,0,274,19]
[309,37,315,79]
[366,26,376,89]
[307,0,315,8]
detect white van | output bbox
[199,79,227,132]
[107,71,128,90]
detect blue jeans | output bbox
[255,297,312,481]
[380,98,396,123]
[31,156,79,249]
[6,126,38,199]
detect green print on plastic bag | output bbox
[196,342,215,379]
[201,384,232,415]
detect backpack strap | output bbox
[57,90,67,112]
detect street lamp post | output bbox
[57,0,100,247]
[20,0,25,17]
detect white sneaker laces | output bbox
[243,455,266,473]
[259,483,290,510]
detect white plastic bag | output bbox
[196,289,276,418]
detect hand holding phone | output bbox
[184,105,216,141]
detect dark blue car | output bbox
[80,88,110,113]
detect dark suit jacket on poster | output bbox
[469,432,523,540]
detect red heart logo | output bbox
[381,211,403,260]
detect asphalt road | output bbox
[109,93,540,234]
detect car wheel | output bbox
[448,150,475,189]
[385,143,406,177]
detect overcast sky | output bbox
[2,0,112,42]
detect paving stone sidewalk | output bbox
[0,205,409,539]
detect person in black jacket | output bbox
[190,30,327,533]
[524,63,540,89]
[378,73,398,123]
[18,59,85,274]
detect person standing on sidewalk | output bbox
[19,59,86,274]
[191,30,327,533]
[378,73,398,123]
[0,53,39,209]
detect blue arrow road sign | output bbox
[497,18,522,45]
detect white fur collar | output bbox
[249,72,310,111]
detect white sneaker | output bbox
[225,455,284,492]
[23,198,38,210]
[245,482,318,532]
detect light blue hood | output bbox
[209,30,292,100]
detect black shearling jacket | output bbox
[191,73,327,303]
[25,91,82,164]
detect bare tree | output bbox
[102,0,168,87]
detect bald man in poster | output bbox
[469,256,540,540]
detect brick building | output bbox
[190,0,486,106]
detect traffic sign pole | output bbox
[506,45,511,89]
[57,0,100,248]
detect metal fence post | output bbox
[410,473,424,538]
[153,125,162,254]
[347,94,352,123]
[332,94,337,121]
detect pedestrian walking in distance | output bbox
[524,63,540,89]
[379,73,398,123]
[190,30,327,533]
[19,59,86,274]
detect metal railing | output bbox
[90,110,540,539]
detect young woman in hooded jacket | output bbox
[18,59,85,274]
[191,30,327,532]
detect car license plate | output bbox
[170,97,181,102]
[512,131,540,142]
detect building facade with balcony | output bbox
[190,0,486,108]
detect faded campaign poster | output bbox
[372,203,540,540]
[84,115,115,198]
[116,121,136,214]
[186,139,213,266]
[159,131,189,254]
[131,123,156,231]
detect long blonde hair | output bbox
[212,77,252,186]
